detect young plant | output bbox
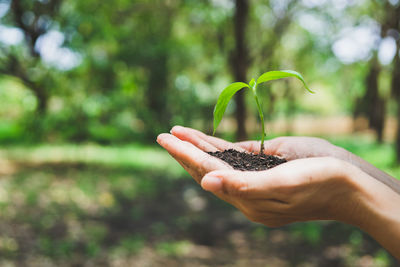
[213,70,314,154]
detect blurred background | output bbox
[0,0,399,266]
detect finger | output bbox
[233,199,290,218]
[207,157,347,200]
[235,139,282,156]
[157,133,235,204]
[240,198,290,214]
[171,125,245,152]
[234,141,261,153]
[164,140,236,205]
[170,126,219,152]
[201,168,295,214]
[201,168,288,200]
[166,149,234,204]
[157,133,231,183]
[175,159,203,183]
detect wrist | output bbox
[341,165,400,258]
[322,160,369,224]
[339,164,381,227]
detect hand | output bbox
[200,157,363,227]
[168,125,347,161]
[158,126,353,223]
[176,126,400,195]
[201,157,400,260]
[238,135,400,195]
[158,126,400,259]
[164,126,400,193]
[158,126,360,224]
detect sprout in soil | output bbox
[213,70,314,154]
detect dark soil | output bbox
[207,149,287,171]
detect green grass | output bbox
[0,143,185,177]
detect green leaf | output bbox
[249,78,256,90]
[256,70,314,93]
[213,82,250,135]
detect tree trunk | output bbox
[354,57,385,142]
[6,55,49,115]
[396,102,400,162]
[142,9,173,140]
[147,53,171,133]
[232,0,249,141]
[392,50,400,161]
[366,58,385,142]
[388,3,400,161]
[32,83,48,115]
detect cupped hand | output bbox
[158,126,400,258]
[167,125,346,161]
[159,126,345,178]
[200,157,364,227]
[157,126,361,226]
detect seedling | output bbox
[213,70,314,154]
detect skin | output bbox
[157,126,400,259]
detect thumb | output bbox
[201,169,281,199]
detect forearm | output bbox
[344,166,400,260]
[367,206,400,260]
[358,186,400,259]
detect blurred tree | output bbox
[0,0,62,114]
[231,0,250,141]
[354,56,385,142]
[351,0,400,143]
[1,0,399,147]
[393,53,400,161]
[391,21,400,161]
[55,0,181,141]
[383,1,400,160]
[230,0,300,140]
[128,1,175,140]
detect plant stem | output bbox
[253,87,265,154]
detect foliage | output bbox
[0,0,398,144]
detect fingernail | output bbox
[171,125,183,135]
[201,175,222,192]
[156,133,171,145]
[156,134,162,144]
